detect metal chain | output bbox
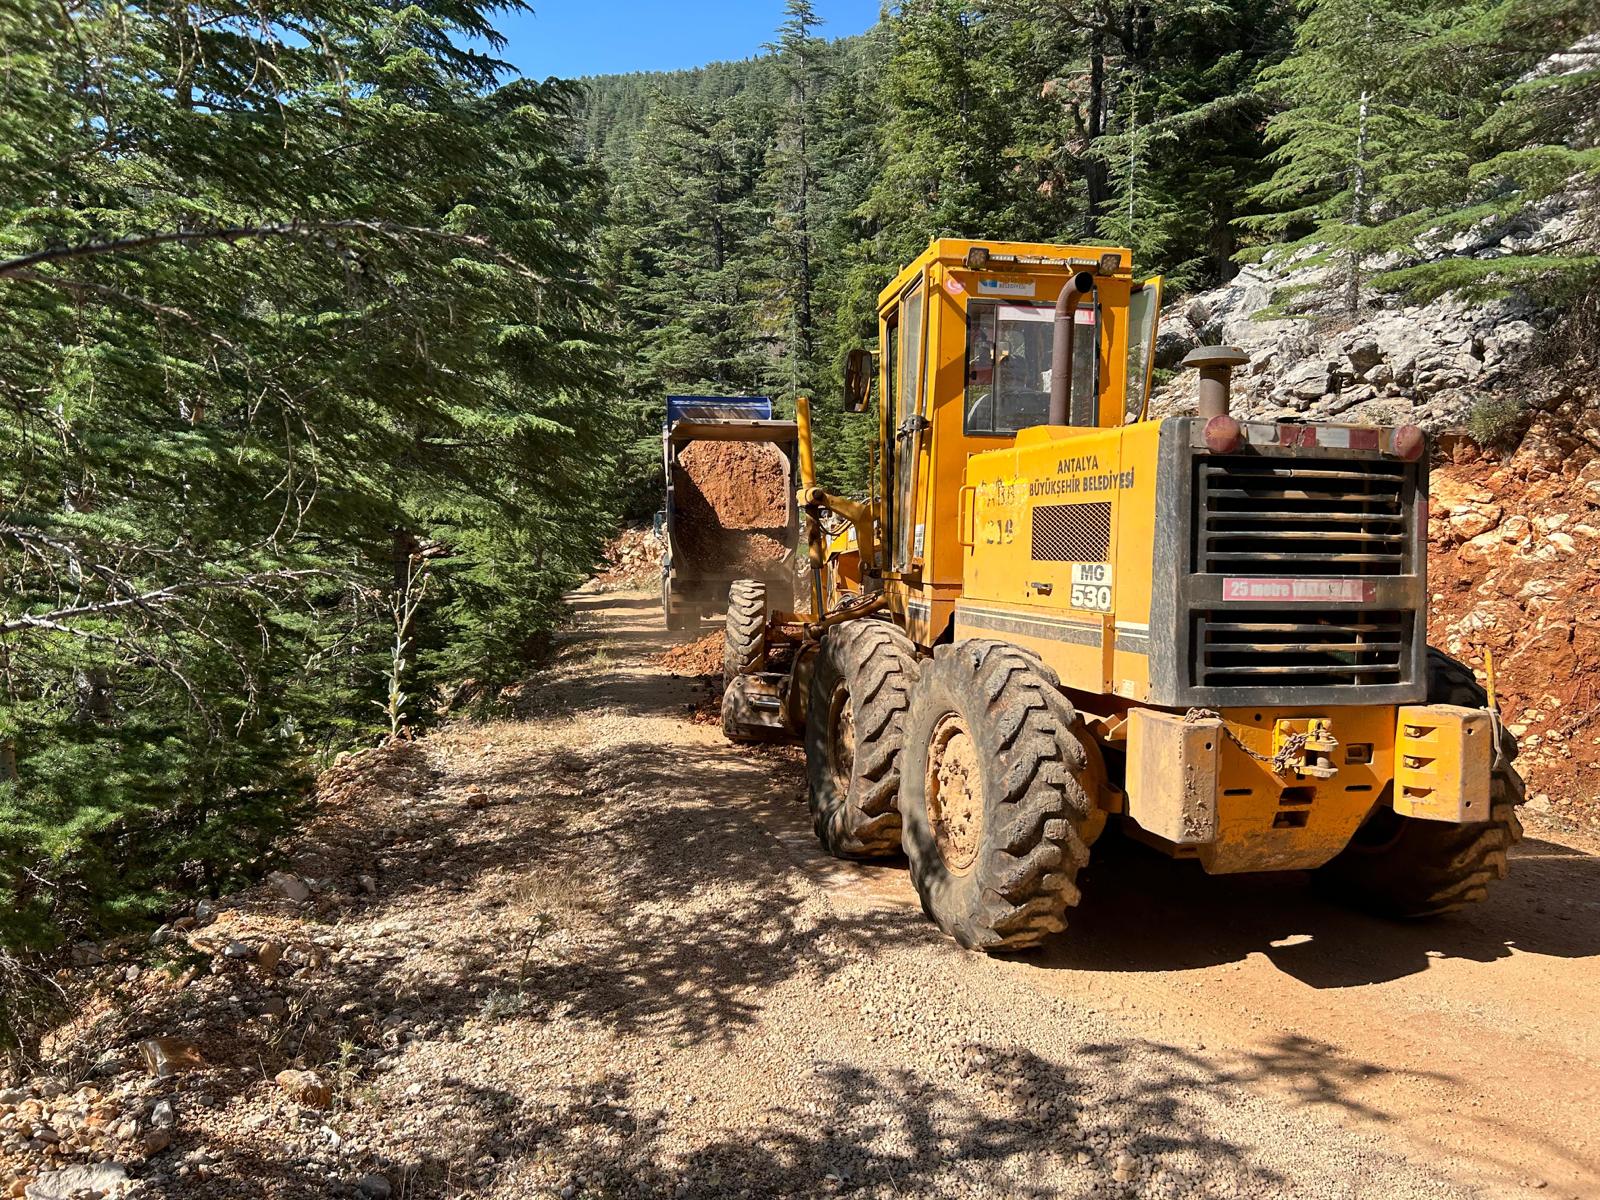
[1183,708,1336,775]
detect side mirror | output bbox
[843,348,874,414]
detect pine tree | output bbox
[0,0,618,960]
[1244,0,1486,313]
[1369,1,1600,302]
[812,29,896,493]
[1244,0,1597,311]
[762,1,829,385]
[1083,0,1294,287]
[596,91,774,515]
[608,96,772,394]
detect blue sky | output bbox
[495,1,883,80]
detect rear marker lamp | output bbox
[1203,415,1244,454]
[1392,424,1425,461]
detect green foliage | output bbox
[1091,0,1295,289]
[1247,0,1599,310]
[0,0,619,955]
[1467,394,1532,452]
[8,0,1593,975]
[589,1,1294,499]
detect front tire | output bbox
[901,640,1094,952]
[723,580,768,690]
[804,620,918,858]
[1313,648,1525,917]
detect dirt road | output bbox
[10,585,1598,1200]
[502,589,1600,1200]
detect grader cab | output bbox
[722,238,1525,952]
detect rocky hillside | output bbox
[1152,191,1592,440]
[1156,275,1542,431]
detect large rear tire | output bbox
[900,640,1094,952]
[723,580,768,690]
[804,620,919,859]
[1313,648,1525,918]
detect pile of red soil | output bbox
[1427,449,1600,832]
[674,441,792,574]
[656,632,728,727]
[656,632,724,678]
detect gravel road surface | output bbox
[410,588,1600,1200]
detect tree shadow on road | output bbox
[172,1035,1335,1198]
[420,1035,1447,1200]
[405,734,934,1048]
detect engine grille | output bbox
[1032,501,1111,563]
[1193,456,1412,576]
[1193,610,1413,689]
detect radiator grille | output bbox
[1032,501,1111,563]
[1194,456,1411,576]
[1193,610,1412,689]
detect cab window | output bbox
[965,300,1098,435]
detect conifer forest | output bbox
[2,0,1596,981]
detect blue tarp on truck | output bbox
[666,396,773,426]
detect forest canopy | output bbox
[590,0,1597,493]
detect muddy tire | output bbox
[804,620,919,859]
[723,580,768,690]
[900,640,1094,952]
[1313,647,1525,918]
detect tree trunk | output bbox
[1348,87,1370,317]
[1085,29,1108,240]
[796,111,813,365]
[1211,196,1238,283]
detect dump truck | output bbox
[660,397,800,631]
[722,238,1525,952]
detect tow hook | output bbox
[1273,717,1340,779]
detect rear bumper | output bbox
[1123,703,1494,873]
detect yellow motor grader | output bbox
[722,238,1524,952]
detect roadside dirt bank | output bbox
[1428,452,1600,837]
[4,588,1598,1200]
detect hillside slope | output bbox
[1429,447,1600,833]
[575,30,872,167]
[1152,201,1588,436]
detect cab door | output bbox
[1123,276,1163,423]
[892,279,927,571]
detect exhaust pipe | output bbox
[1049,272,1097,425]
[1182,346,1250,420]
